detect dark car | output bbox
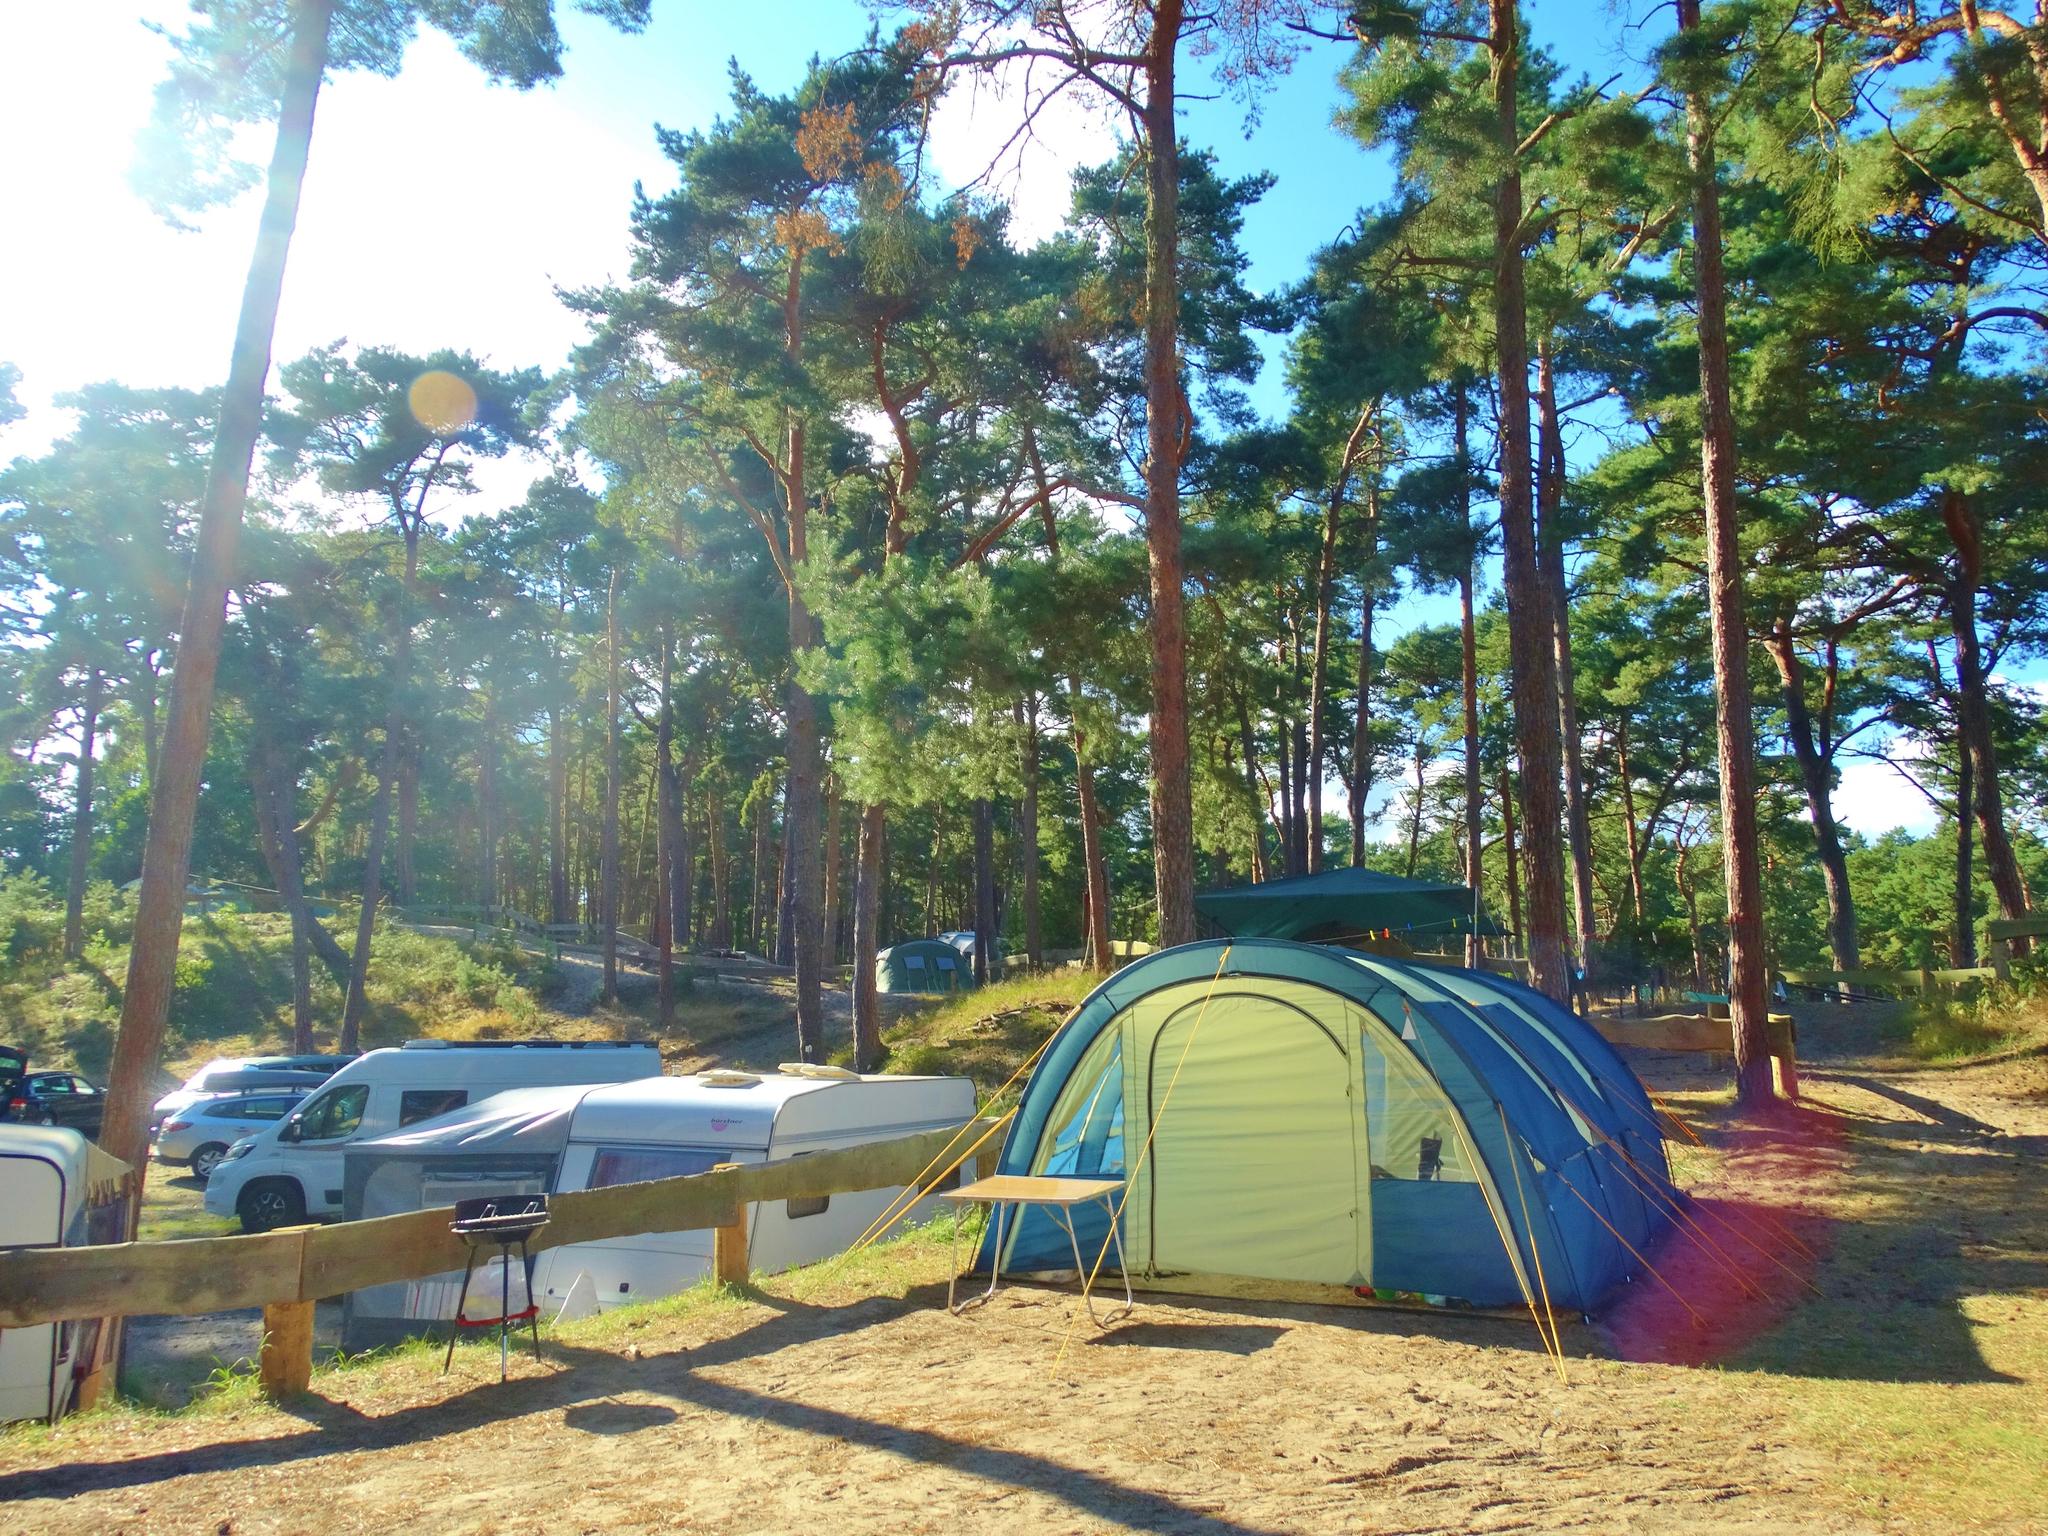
[6,1070,105,1136]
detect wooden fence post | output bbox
[259,1299,315,1398]
[712,1165,749,1286]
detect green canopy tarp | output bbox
[1194,867,1502,943]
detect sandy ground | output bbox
[10,1004,2043,1534]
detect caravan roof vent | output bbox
[695,1069,762,1088]
[778,1063,860,1081]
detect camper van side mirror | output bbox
[278,1118,301,1144]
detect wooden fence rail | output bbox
[0,1117,1005,1333]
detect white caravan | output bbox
[205,1040,661,1232]
[0,1126,121,1423]
[340,1067,976,1351]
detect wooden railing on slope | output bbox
[0,1117,1004,1397]
[1592,1011,1800,1097]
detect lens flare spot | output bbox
[408,370,477,433]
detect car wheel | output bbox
[190,1143,229,1182]
[237,1180,305,1234]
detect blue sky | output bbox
[0,3,1978,837]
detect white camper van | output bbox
[205,1040,661,1232]
[340,1067,976,1350]
[0,1126,105,1422]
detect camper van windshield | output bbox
[289,1084,368,1142]
[588,1146,731,1189]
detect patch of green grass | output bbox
[837,969,1092,1094]
[1888,986,2048,1063]
[0,901,551,1080]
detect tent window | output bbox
[1358,1027,1473,1183]
[1034,1031,1124,1178]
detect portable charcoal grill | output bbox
[443,1194,550,1380]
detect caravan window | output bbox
[588,1146,731,1189]
[399,1089,468,1127]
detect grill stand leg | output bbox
[443,1247,480,1376]
[523,1239,543,1364]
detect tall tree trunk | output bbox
[1615,719,1648,925]
[1075,717,1114,971]
[1765,622,1860,976]
[750,793,770,955]
[1537,344,1598,980]
[63,668,103,961]
[852,803,886,1069]
[1405,739,1426,879]
[341,529,419,1051]
[709,788,731,948]
[1291,711,1312,875]
[100,0,334,1189]
[821,778,843,968]
[1276,730,1298,878]
[1306,509,1342,877]
[249,749,351,993]
[1454,385,1484,968]
[1142,15,1195,948]
[1460,568,1484,969]
[601,569,622,1004]
[774,822,795,969]
[782,434,826,1062]
[1954,725,1977,969]
[478,688,498,911]
[654,637,678,1027]
[973,797,995,985]
[1488,0,1570,1004]
[1681,0,1772,1104]
[248,751,315,1051]
[1943,491,2032,955]
[134,653,160,793]
[1499,769,1524,958]
[395,738,418,908]
[1350,483,1381,866]
[1018,697,1042,966]
[1027,434,1113,970]
[923,813,942,937]
[548,699,570,923]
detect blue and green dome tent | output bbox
[981,939,1676,1315]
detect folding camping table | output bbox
[939,1174,1133,1327]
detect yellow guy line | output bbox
[1498,1106,1569,1378]
[847,1012,1071,1254]
[1049,944,1234,1377]
[1404,1000,1567,1384]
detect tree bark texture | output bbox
[1488,0,1570,1004]
[100,0,334,1185]
[1142,13,1196,949]
[1682,0,1774,1105]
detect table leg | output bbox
[948,1201,1007,1315]
[1100,1196,1135,1322]
[1053,1202,1132,1329]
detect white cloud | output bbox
[926,47,1124,246]
[1833,746,1942,839]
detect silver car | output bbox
[153,1092,308,1181]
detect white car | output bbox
[152,1091,308,1181]
[150,1055,350,1134]
[204,1039,661,1232]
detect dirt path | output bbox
[8,1014,2042,1534]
